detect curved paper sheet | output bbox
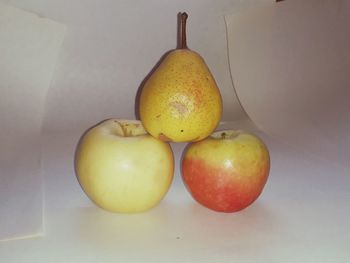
[226,0,350,166]
[0,3,65,241]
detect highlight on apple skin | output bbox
[74,119,175,213]
[181,129,270,213]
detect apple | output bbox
[74,119,174,213]
[181,130,270,213]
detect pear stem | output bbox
[179,12,188,49]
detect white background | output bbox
[0,0,262,241]
[0,3,65,240]
[227,0,350,168]
[1,0,258,132]
[1,0,350,262]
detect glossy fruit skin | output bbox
[75,119,174,213]
[139,49,222,142]
[181,130,270,212]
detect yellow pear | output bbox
[139,12,222,142]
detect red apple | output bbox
[181,130,270,212]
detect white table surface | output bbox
[0,126,349,263]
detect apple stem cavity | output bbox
[111,119,147,137]
[179,12,188,49]
[211,130,241,140]
[113,120,127,137]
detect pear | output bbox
[139,12,222,142]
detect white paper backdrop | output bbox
[1,1,350,261]
[0,0,267,241]
[1,0,349,254]
[226,0,350,167]
[0,0,267,133]
[0,3,65,240]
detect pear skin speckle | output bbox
[139,49,222,142]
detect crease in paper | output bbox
[0,3,65,241]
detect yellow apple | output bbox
[182,130,270,212]
[74,119,174,213]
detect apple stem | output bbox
[221,132,227,139]
[179,12,188,49]
[121,125,129,137]
[114,120,128,137]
